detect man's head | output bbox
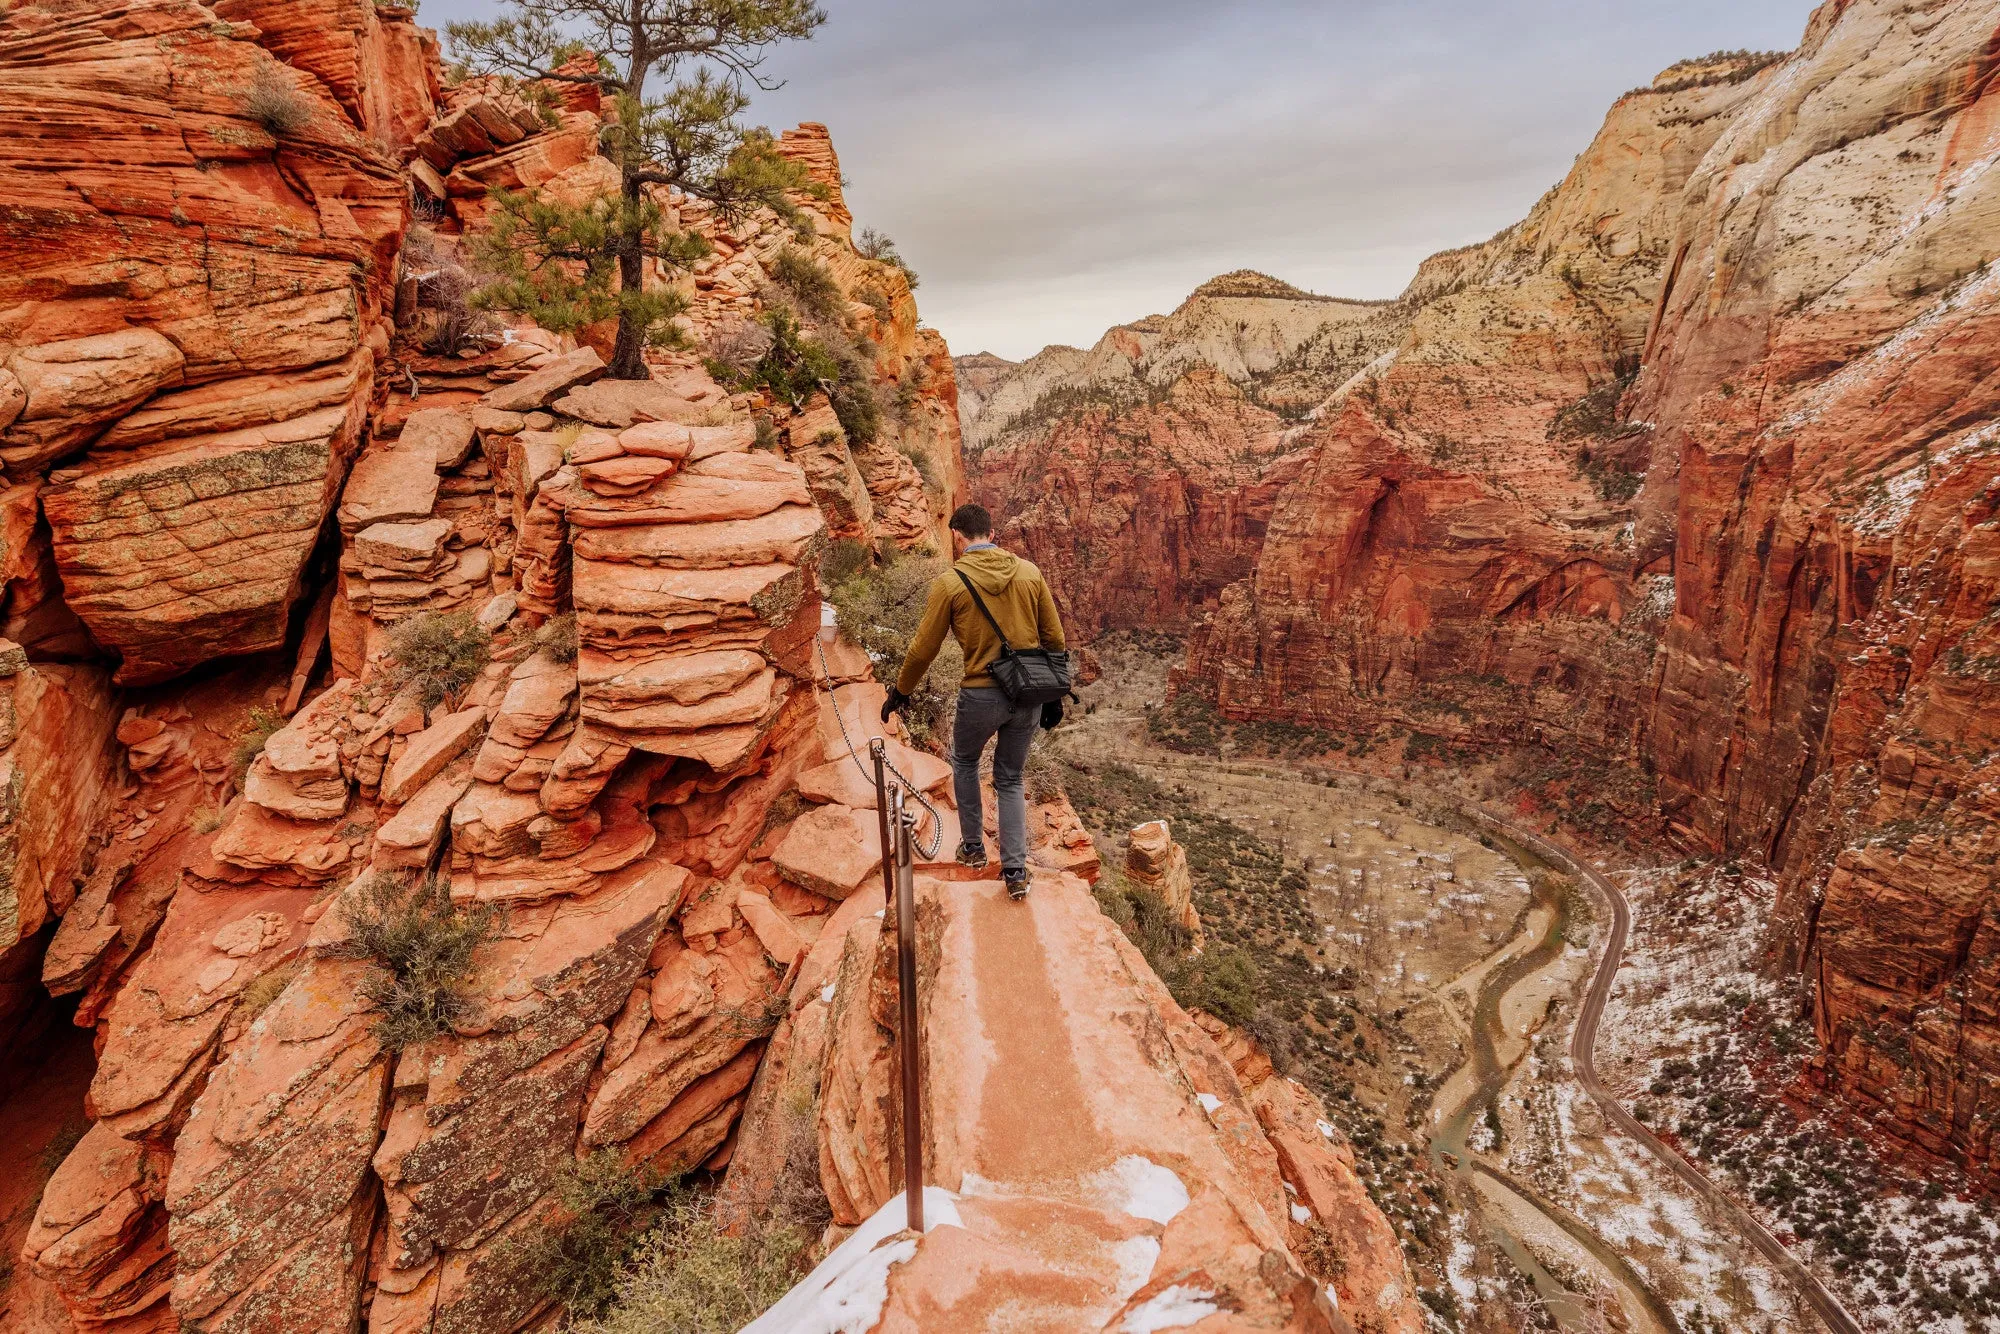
[949,503,992,557]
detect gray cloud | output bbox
[420,0,1818,358]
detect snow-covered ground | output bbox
[1599,865,2000,1333]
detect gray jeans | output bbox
[951,686,1039,873]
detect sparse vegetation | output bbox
[534,611,580,665]
[896,439,941,492]
[514,1151,669,1320]
[569,1187,812,1333]
[770,245,844,321]
[388,610,492,710]
[825,547,961,746]
[1631,49,1789,98]
[234,956,304,1024]
[329,874,499,1051]
[244,63,314,136]
[400,225,501,356]
[855,227,920,290]
[231,706,287,785]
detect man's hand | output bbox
[881,687,911,723]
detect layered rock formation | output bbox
[0,5,1414,1330]
[979,3,2000,1186]
[2,0,417,685]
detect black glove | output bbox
[881,688,910,723]
[1040,699,1064,730]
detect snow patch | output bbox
[1121,1284,1225,1332]
[1196,1093,1221,1113]
[742,1187,961,1334]
[1090,1156,1190,1225]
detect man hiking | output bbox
[882,504,1067,901]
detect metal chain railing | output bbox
[818,637,943,860]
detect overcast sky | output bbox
[424,1,1818,360]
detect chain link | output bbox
[818,638,945,861]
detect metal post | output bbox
[869,738,925,1233]
[894,796,925,1234]
[871,739,896,910]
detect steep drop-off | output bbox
[968,3,2000,1190]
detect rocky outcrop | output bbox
[733,858,1418,1333]
[1,0,410,683]
[1126,819,1202,946]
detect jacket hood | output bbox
[955,545,1024,595]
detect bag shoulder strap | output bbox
[955,569,1015,653]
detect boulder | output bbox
[382,707,488,805]
[478,347,605,413]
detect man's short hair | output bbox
[949,504,993,538]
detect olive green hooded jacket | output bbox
[894,545,1066,695]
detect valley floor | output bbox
[1051,641,1902,1333]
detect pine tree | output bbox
[448,1,826,379]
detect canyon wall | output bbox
[0,3,1408,1330]
[961,273,1395,637]
[969,2,2000,1189]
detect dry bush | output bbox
[701,317,775,381]
[400,226,503,356]
[571,1189,811,1334]
[231,706,286,785]
[245,64,314,136]
[515,1151,665,1320]
[388,610,491,710]
[234,957,304,1024]
[534,612,579,665]
[329,874,499,1051]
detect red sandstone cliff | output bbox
[972,5,2000,1188]
[0,4,1409,1330]
[961,274,1395,637]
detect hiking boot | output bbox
[955,842,987,870]
[1004,868,1031,901]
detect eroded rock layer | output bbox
[0,4,1413,1329]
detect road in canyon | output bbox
[1499,819,1866,1334]
[1066,711,1863,1332]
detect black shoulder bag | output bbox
[956,571,1073,707]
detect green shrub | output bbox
[245,64,314,136]
[818,537,871,588]
[827,549,958,745]
[389,610,492,710]
[231,706,287,784]
[571,1188,811,1334]
[1171,947,1262,1027]
[330,874,499,1051]
[534,612,579,665]
[515,1151,666,1320]
[771,246,843,322]
[855,227,920,291]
